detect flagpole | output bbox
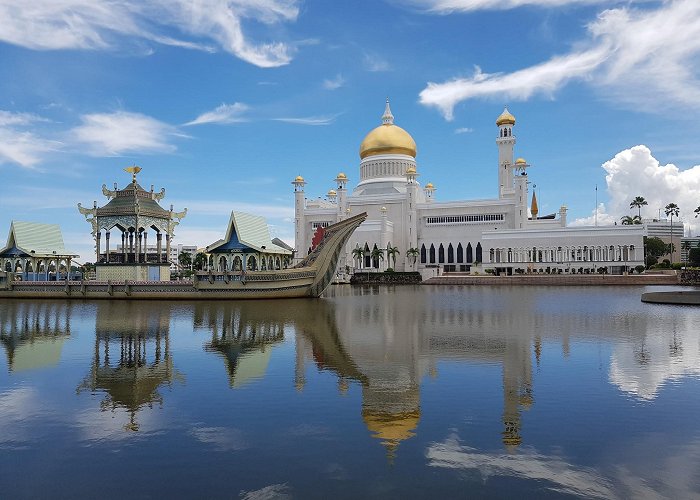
[595,185,598,227]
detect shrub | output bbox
[671,263,683,270]
[635,265,646,274]
[485,268,495,274]
[385,268,395,273]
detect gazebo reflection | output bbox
[77,302,182,431]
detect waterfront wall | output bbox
[423,274,679,286]
[680,269,700,285]
[350,272,422,285]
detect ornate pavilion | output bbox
[0,221,77,280]
[78,167,187,281]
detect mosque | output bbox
[293,102,644,276]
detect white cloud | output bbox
[0,110,49,127]
[272,115,338,126]
[419,1,700,119]
[185,102,249,126]
[190,426,248,451]
[454,127,473,134]
[323,74,345,90]
[363,53,391,72]
[571,145,700,233]
[180,200,294,219]
[409,0,621,13]
[0,0,301,68]
[71,111,182,156]
[570,202,619,227]
[0,127,60,168]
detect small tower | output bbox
[335,172,348,221]
[424,182,435,203]
[292,175,306,258]
[382,97,394,125]
[327,189,337,204]
[496,107,516,199]
[559,205,568,227]
[530,190,539,220]
[513,158,529,229]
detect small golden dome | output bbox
[294,175,305,182]
[337,172,347,179]
[359,100,417,160]
[327,189,337,197]
[405,166,417,175]
[425,182,434,189]
[496,107,516,126]
[515,158,526,165]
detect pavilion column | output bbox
[96,231,101,263]
[67,258,72,280]
[156,233,162,263]
[122,232,126,261]
[166,234,171,264]
[143,231,148,263]
[136,231,142,263]
[105,231,110,263]
[129,232,134,259]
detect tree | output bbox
[664,203,680,261]
[386,245,400,269]
[630,196,648,218]
[645,236,667,258]
[193,252,207,271]
[689,247,700,265]
[621,215,641,225]
[351,246,364,269]
[681,240,692,265]
[178,251,192,271]
[370,247,384,269]
[695,206,700,218]
[406,247,419,269]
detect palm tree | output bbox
[193,252,207,271]
[386,245,400,269]
[351,246,364,269]
[695,206,700,218]
[630,196,648,219]
[665,203,680,261]
[620,215,641,225]
[406,247,419,269]
[370,247,384,270]
[178,251,192,271]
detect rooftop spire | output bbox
[382,98,394,125]
[531,190,539,218]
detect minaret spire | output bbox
[531,189,539,219]
[382,98,394,125]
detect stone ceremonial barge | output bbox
[0,168,366,300]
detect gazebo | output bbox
[78,167,186,281]
[0,221,78,281]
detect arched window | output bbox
[447,243,454,263]
[466,243,473,263]
[372,244,379,269]
[457,243,464,263]
[438,244,445,263]
[247,256,257,270]
[364,243,371,268]
[429,244,436,264]
[420,244,427,264]
[476,242,483,263]
[219,256,227,271]
[233,256,242,270]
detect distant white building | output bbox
[644,219,685,262]
[294,102,644,276]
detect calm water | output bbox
[1,285,700,499]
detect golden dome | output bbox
[294,175,305,182]
[327,189,337,197]
[363,410,420,453]
[359,100,417,160]
[336,172,347,179]
[515,158,526,165]
[405,166,417,175]
[496,107,516,126]
[425,182,434,189]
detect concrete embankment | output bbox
[642,291,700,305]
[423,274,679,286]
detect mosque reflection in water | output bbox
[1,286,697,461]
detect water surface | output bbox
[1,285,699,499]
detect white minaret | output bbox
[405,166,419,270]
[513,158,529,229]
[335,172,348,221]
[424,182,435,203]
[292,175,306,258]
[496,107,516,199]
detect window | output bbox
[425,214,505,225]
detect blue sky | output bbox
[2,0,700,260]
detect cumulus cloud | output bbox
[185,102,249,126]
[570,203,619,227]
[419,1,700,119]
[0,0,301,68]
[323,74,345,90]
[572,145,700,233]
[71,111,183,156]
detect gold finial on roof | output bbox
[531,189,539,218]
[124,165,142,183]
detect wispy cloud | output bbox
[408,0,621,13]
[185,102,249,126]
[323,74,345,90]
[454,127,473,134]
[71,110,183,156]
[419,1,700,119]
[179,199,294,219]
[272,115,338,126]
[0,0,302,68]
[0,110,60,168]
[363,52,391,72]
